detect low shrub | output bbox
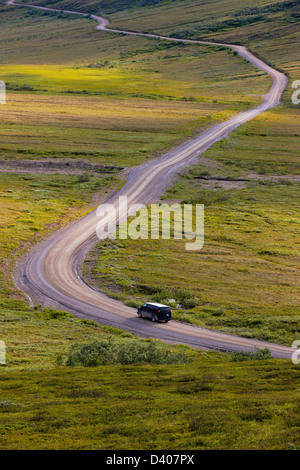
[229,347,271,362]
[66,338,192,367]
[182,188,231,206]
[125,299,142,308]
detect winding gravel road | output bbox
[7,0,294,358]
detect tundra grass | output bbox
[0,273,299,450]
[0,5,271,167]
[83,105,300,347]
[0,0,299,451]
[25,0,288,27]
[0,93,242,166]
[193,106,300,174]
[83,187,300,347]
[0,7,273,168]
[0,1,279,170]
[0,3,272,99]
[0,172,117,301]
[17,0,300,86]
[0,276,298,450]
[0,349,299,450]
[104,0,300,84]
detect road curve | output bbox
[7,1,293,358]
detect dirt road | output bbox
[7,1,293,358]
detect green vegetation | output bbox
[0,2,270,167]
[0,346,300,449]
[229,347,271,361]
[0,300,191,370]
[19,0,183,15]
[66,337,192,366]
[169,0,300,40]
[1,300,299,449]
[84,106,300,346]
[105,0,300,82]
[0,171,117,302]
[1,92,236,167]
[0,0,299,450]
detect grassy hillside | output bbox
[13,0,299,93]
[109,0,300,89]
[17,0,184,14]
[0,0,299,450]
[84,106,300,348]
[79,0,300,345]
[1,1,271,168]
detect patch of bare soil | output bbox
[198,157,221,168]
[246,173,300,183]
[0,159,124,175]
[193,173,300,190]
[198,180,247,190]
